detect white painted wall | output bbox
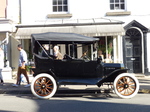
[105,0,150,73]
[18,0,150,24]
[7,0,19,23]
[7,0,150,73]
[21,0,52,24]
[69,0,109,19]
[127,0,150,15]
[20,0,110,24]
[6,0,150,25]
[147,33,150,72]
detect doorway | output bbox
[125,28,142,73]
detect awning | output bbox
[15,24,125,39]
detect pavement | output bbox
[0,74,150,95]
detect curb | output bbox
[139,89,150,93]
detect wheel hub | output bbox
[41,84,46,89]
[124,84,129,89]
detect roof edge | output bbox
[16,22,124,28]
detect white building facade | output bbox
[7,0,150,75]
[104,0,150,74]
[0,0,19,79]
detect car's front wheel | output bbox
[113,73,139,99]
[31,73,57,99]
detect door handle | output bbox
[131,58,136,61]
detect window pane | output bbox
[110,0,114,3]
[53,0,68,12]
[53,6,57,12]
[125,38,132,45]
[58,6,62,11]
[120,0,124,2]
[53,0,57,5]
[58,0,62,5]
[115,0,119,3]
[121,4,124,9]
[63,6,68,11]
[127,47,132,57]
[107,37,113,57]
[110,4,114,9]
[115,4,119,9]
[98,36,113,63]
[63,0,67,5]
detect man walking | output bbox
[12,44,30,87]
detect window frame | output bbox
[109,0,126,11]
[52,0,68,13]
[97,36,114,63]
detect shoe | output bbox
[12,84,19,87]
[24,84,30,87]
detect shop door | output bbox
[125,28,142,73]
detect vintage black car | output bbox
[30,32,139,99]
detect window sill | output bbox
[47,14,72,18]
[106,11,131,16]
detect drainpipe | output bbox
[19,0,22,24]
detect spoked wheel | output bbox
[113,73,139,99]
[31,73,57,99]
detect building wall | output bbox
[126,0,150,15]
[19,0,150,24]
[0,0,6,18]
[105,0,150,26]
[147,33,150,72]
[104,0,150,74]
[20,0,110,24]
[69,0,109,18]
[7,0,150,74]
[0,0,15,79]
[6,0,19,23]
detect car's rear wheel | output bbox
[113,73,139,99]
[31,73,57,99]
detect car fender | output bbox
[97,69,128,87]
[32,68,57,79]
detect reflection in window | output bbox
[126,47,132,57]
[53,0,68,12]
[98,36,113,63]
[110,0,125,10]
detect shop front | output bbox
[14,18,125,70]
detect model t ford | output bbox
[30,32,139,99]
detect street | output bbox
[0,93,149,112]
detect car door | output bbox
[67,59,84,77]
[53,60,69,77]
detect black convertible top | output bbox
[31,32,99,44]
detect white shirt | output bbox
[18,49,28,67]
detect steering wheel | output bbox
[64,54,72,60]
